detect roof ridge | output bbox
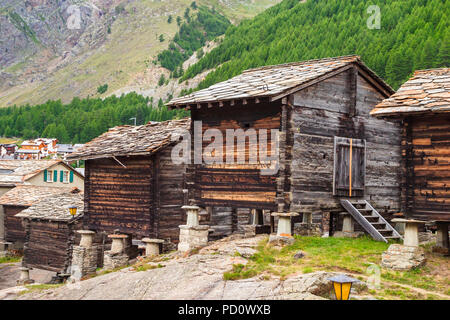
[241,55,360,73]
[413,67,450,75]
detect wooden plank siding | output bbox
[4,205,27,243]
[289,69,402,215]
[84,156,154,237]
[22,219,82,273]
[189,101,281,210]
[404,116,450,221]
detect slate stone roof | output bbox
[167,55,393,108]
[16,189,84,222]
[0,185,77,207]
[66,118,191,161]
[0,160,61,186]
[371,68,450,117]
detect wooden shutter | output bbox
[333,136,366,197]
[60,170,64,182]
[53,170,58,182]
[69,171,74,183]
[43,169,47,182]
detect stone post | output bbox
[342,214,354,233]
[17,267,34,285]
[78,230,95,247]
[269,212,299,245]
[142,238,164,256]
[178,206,209,252]
[70,230,99,280]
[103,234,130,270]
[302,212,312,224]
[392,219,425,247]
[434,222,449,254]
[382,219,427,271]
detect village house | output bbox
[16,138,58,160]
[56,143,85,160]
[15,188,84,278]
[371,68,450,251]
[0,144,17,159]
[0,185,77,251]
[168,55,403,242]
[0,160,84,251]
[66,119,191,260]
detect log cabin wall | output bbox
[84,156,154,238]
[189,101,281,211]
[157,147,187,243]
[403,115,450,221]
[22,219,82,273]
[4,205,27,243]
[289,69,402,217]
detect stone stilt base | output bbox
[268,234,295,246]
[178,225,209,252]
[17,267,34,285]
[381,244,426,271]
[70,245,100,280]
[239,225,271,238]
[103,251,129,270]
[294,222,321,237]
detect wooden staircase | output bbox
[340,200,402,243]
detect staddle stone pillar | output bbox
[178,206,209,252]
[183,205,200,227]
[78,230,95,247]
[272,212,299,237]
[142,238,164,256]
[392,219,425,247]
[435,221,449,253]
[342,213,354,233]
[17,267,34,285]
[108,234,128,254]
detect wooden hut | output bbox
[16,189,83,274]
[168,55,403,241]
[66,119,191,248]
[371,68,450,223]
[0,185,76,250]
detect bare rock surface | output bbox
[8,235,341,300]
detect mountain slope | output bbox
[181,0,449,90]
[0,0,280,108]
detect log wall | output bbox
[84,156,154,237]
[4,205,27,243]
[403,115,450,221]
[22,219,82,273]
[289,69,402,215]
[190,102,281,210]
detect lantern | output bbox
[69,206,78,216]
[328,275,360,300]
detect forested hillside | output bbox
[181,0,449,90]
[0,94,188,144]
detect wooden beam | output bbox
[349,66,357,117]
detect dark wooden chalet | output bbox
[16,189,83,274]
[168,55,402,236]
[371,68,450,223]
[66,119,191,246]
[0,185,76,249]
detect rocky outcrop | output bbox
[381,244,426,271]
[6,235,364,300]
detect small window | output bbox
[47,170,53,182]
[63,171,69,183]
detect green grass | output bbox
[221,236,449,300]
[0,256,22,264]
[18,283,64,296]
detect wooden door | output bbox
[333,137,366,197]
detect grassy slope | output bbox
[0,0,280,108]
[222,236,450,300]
